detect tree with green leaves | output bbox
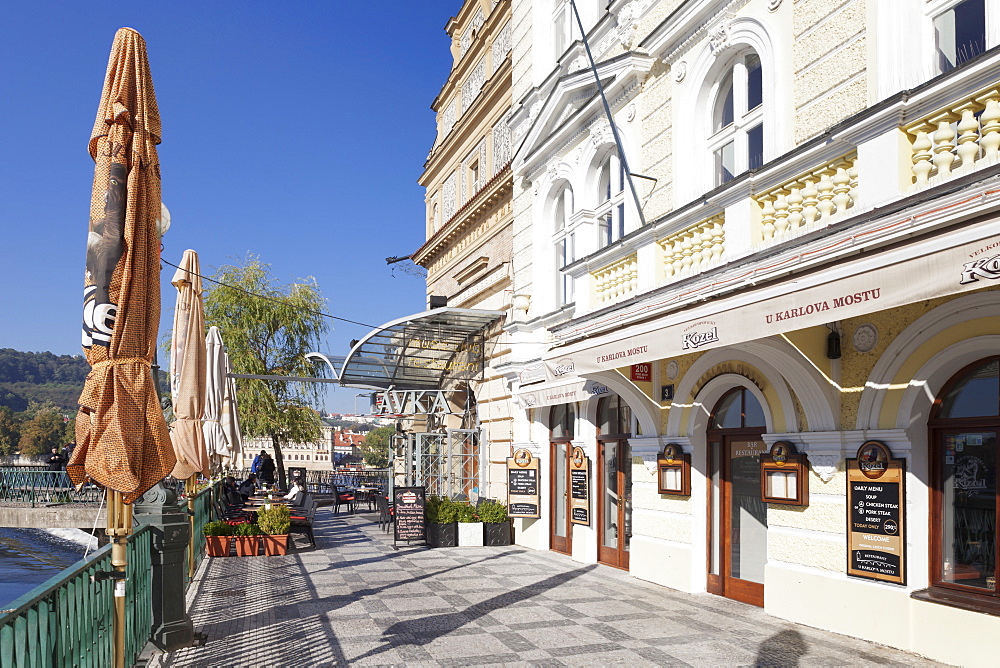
[204,255,329,491]
[0,407,20,456]
[361,425,393,468]
[18,402,68,457]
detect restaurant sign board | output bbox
[847,441,906,585]
[570,446,590,526]
[393,486,427,546]
[507,448,540,518]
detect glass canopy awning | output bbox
[307,307,503,391]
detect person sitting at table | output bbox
[237,473,257,502]
[283,475,306,502]
[222,477,245,509]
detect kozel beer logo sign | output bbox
[858,440,891,479]
[682,321,719,350]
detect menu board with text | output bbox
[847,441,906,585]
[570,447,590,526]
[393,486,427,546]
[507,449,541,518]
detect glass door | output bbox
[598,439,631,569]
[550,442,571,555]
[706,387,768,606]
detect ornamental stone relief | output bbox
[673,61,687,83]
[590,119,614,148]
[708,20,730,55]
[852,323,879,353]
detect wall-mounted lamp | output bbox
[826,329,841,359]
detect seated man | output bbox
[237,473,257,502]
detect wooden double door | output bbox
[707,431,768,607]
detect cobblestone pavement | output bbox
[159,511,945,667]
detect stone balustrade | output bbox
[592,253,638,306]
[657,215,725,282]
[755,154,857,244]
[906,86,1000,188]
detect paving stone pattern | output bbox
[161,512,945,667]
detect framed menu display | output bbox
[657,443,691,496]
[847,441,906,585]
[760,441,809,506]
[507,448,541,518]
[570,446,590,526]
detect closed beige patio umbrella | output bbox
[169,249,210,479]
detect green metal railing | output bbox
[0,469,102,506]
[187,483,216,583]
[0,525,153,667]
[125,526,153,666]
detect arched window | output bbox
[596,153,626,247]
[711,387,766,429]
[597,395,635,437]
[550,402,576,441]
[929,358,999,601]
[552,184,576,305]
[710,52,764,186]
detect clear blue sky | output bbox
[0,2,460,414]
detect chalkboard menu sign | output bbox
[393,486,427,546]
[847,441,906,585]
[507,448,540,518]
[570,446,590,526]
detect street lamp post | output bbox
[355,393,368,416]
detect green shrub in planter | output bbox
[426,496,458,547]
[203,521,233,536]
[455,502,480,523]
[479,500,512,546]
[234,522,263,536]
[257,505,291,535]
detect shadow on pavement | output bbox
[349,563,598,663]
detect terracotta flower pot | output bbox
[263,534,289,556]
[205,536,231,557]
[234,536,261,557]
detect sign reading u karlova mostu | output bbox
[544,234,1000,378]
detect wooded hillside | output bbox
[0,348,90,412]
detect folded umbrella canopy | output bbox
[69,27,176,503]
[220,344,244,467]
[202,326,229,469]
[169,249,210,479]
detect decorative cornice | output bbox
[413,163,513,265]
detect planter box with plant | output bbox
[477,500,511,546]
[233,521,264,556]
[257,504,291,556]
[425,496,458,547]
[203,520,233,557]
[456,502,484,547]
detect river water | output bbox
[0,528,92,609]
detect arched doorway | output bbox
[706,387,768,606]
[550,403,576,555]
[597,395,632,569]
[928,357,999,601]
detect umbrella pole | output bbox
[186,474,197,579]
[107,488,131,668]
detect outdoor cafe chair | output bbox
[376,494,394,533]
[334,486,355,515]
[289,497,319,548]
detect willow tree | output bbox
[204,255,329,490]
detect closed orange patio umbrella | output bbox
[68,27,175,504]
